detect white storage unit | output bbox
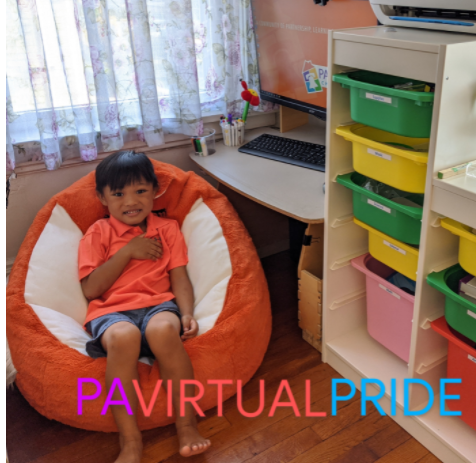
[323,27,476,463]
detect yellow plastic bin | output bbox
[354,218,419,281]
[336,124,429,193]
[441,218,476,277]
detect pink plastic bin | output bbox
[351,253,414,362]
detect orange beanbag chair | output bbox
[6,160,272,431]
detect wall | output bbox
[6,112,278,268]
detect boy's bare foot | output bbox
[115,435,143,463]
[177,424,211,457]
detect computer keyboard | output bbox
[238,134,326,171]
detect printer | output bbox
[370,0,476,34]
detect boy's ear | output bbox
[96,191,108,207]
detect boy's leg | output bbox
[145,311,211,457]
[101,321,142,463]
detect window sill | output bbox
[13,111,278,177]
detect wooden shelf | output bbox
[432,175,476,229]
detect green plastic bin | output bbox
[333,71,434,138]
[427,265,476,343]
[337,172,424,245]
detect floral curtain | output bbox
[6,0,272,172]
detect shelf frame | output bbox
[323,26,476,463]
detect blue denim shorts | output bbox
[85,301,182,359]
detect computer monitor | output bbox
[252,0,377,120]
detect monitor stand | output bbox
[279,106,310,133]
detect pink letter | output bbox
[237,380,265,418]
[305,380,327,417]
[208,380,233,417]
[133,380,162,417]
[101,378,133,415]
[77,378,101,415]
[180,380,205,417]
[167,379,173,417]
[268,380,300,417]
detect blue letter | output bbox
[404,379,434,416]
[331,379,356,416]
[440,379,462,416]
[390,379,397,416]
[361,379,386,416]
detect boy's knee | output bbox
[103,323,141,352]
[147,320,179,342]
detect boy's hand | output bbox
[181,315,199,341]
[125,233,163,261]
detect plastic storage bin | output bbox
[337,172,424,245]
[427,264,476,343]
[431,316,476,431]
[441,218,476,277]
[336,124,429,194]
[354,218,419,281]
[333,71,434,137]
[352,253,414,362]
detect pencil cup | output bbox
[191,128,216,156]
[221,122,245,147]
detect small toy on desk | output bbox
[240,79,260,123]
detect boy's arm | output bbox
[81,233,162,300]
[170,266,194,317]
[170,266,198,340]
[81,246,133,300]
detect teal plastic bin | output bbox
[427,265,476,343]
[337,172,424,245]
[333,71,434,138]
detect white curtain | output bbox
[6,0,274,172]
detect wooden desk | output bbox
[189,118,326,351]
[189,118,326,223]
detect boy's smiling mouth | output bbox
[124,209,142,216]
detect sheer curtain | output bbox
[6,0,271,172]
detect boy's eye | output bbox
[137,189,147,194]
[112,192,123,197]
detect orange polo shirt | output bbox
[78,213,188,327]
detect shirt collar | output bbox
[108,213,154,237]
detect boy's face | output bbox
[98,179,158,228]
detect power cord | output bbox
[6,172,16,209]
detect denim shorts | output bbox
[85,301,182,359]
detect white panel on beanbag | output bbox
[182,198,232,321]
[30,304,152,364]
[25,205,88,325]
[30,304,91,356]
[193,278,231,334]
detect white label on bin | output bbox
[368,199,391,214]
[366,92,392,104]
[468,354,476,364]
[467,310,476,320]
[367,148,392,161]
[379,284,401,299]
[384,240,406,255]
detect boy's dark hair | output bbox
[95,150,159,195]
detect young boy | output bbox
[78,151,211,463]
